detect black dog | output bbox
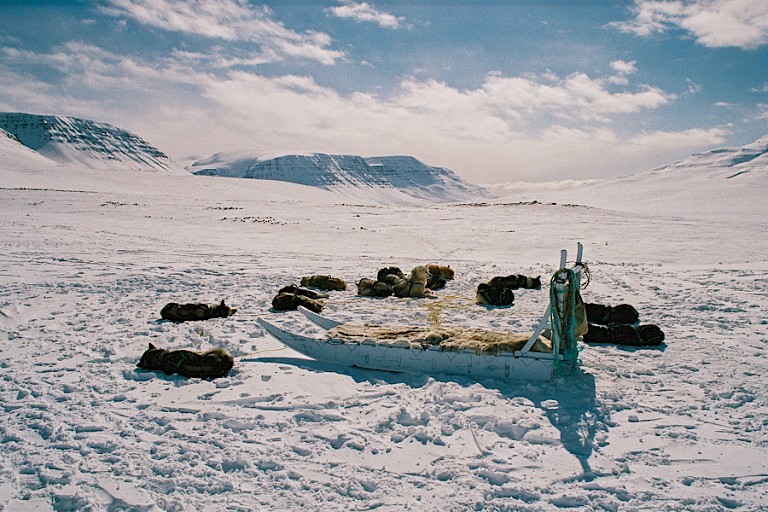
[160,300,237,322]
[487,274,542,290]
[583,323,665,346]
[137,343,234,379]
[585,303,639,325]
[476,283,515,307]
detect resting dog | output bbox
[137,343,234,379]
[476,283,515,307]
[487,274,541,290]
[300,275,347,291]
[582,323,664,346]
[357,278,394,298]
[426,264,454,290]
[160,300,237,322]
[272,292,324,313]
[392,266,434,298]
[584,303,639,325]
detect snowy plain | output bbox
[0,137,767,511]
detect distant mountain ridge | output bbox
[651,134,767,176]
[0,113,185,174]
[189,151,493,204]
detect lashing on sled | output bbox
[258,244,588,382]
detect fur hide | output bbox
[137,343,234,379]
[160,300,236,322]
[326,324,552,354]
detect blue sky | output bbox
[0,0,766,183]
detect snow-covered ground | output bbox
[0,149,766,510]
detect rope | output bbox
[550,269,580,374]
[237,346,288,359]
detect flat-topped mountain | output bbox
[188,151,493,204]
[0,113,185,174]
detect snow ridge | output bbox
[189,151,493,204]
[653,134,768,175]
[0,112,185,174]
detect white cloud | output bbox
[610,59,637,75]
[0,42,717,182]
[102,0,344,64]
[611,0,768,49]
[328,1,407,29]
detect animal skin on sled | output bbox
[324,324,552,354]
[137,343,234,379]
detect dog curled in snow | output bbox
[426,264,454,290]
[584,303,639,325]
[300,275,347,291]
[582,323,664,346]
[137,343,234,379]
[392,266,434,298]
[476,283,515,307]
[278,284,329,300]
[356,278,394,298]
[376,267,405,283]
[487,274,541,290]
[271,292,324,313]
[160,300,237,322]
[427,264,455,281]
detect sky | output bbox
[0,0,766,184]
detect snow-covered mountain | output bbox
[188,150,493,204]
[486,134,767,221]
[652,134,768,175]
[0,113,185,174]
[0,125,61,170]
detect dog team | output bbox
[139,262,664,379]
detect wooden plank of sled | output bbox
[257,317,556,381]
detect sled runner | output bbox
[258,244,586,382]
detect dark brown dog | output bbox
[584,303,639,325]
[476,283,515,307]
[300,275,347,291]
[487,274,541,290]
[160,300,237,322]
[356,278,394,298]
[582,323,664,346]
[137,343,234,379]
[272,292,324,313]
[376,267,405,282]
[278,284,329,300]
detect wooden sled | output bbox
[258,244,586,382]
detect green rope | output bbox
[550,268,580,375]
